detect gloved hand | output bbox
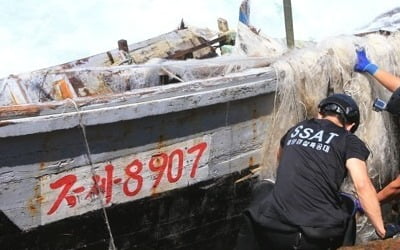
[354,47,379,75]
[382,223,400,239]
[340,192,364,215]
[354,198,364,214]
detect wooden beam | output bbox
[283,0,295,48]
[118,39,129,53]
[166,35,227,60]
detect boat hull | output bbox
[0,69,277,249]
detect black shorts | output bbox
[235,213,345,250]
[255,224,343,250]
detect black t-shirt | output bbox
[262,118,369,229]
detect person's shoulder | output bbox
[346,133,365,143]
[300,118,317,125]
[344,133,370,160]
[346,133,369,151]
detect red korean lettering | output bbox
[85,164,115,204]
[47,175,84,215]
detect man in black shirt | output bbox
[237,94,389,250]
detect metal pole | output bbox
[283,0,295,48]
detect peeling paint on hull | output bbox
[0,63,277,248]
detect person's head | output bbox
[318,93,360,133]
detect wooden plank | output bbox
[118,39,129,53]
[0,68,276,137]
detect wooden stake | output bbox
[283,0,295,48]
[118,39,129,53]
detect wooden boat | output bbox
[5,3,399,249]
[0,17,281,249]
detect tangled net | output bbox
[260,32,400,243]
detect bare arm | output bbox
[346,158,385,238]
[377,176,400,204]
[373,69,400,92]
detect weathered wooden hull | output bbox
[0,67,277,249]
[1,172,257,249]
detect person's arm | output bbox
[346,158,386,238]
[354,48,400,92]
[372,69,400,93]
[377,176,400,204]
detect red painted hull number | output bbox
[46,141,208,215]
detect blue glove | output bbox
[382,223,400,239]
[340,192,364,215]
[354,198,364,214]
[354,47,378,75]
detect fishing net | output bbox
[260,31,400,243]
[234,21,287,58]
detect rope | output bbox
[118,50,133,65]
[67,98,117,250]
[225,101,232,171]
[0,77,9,94]
[37,70,53,101]
[161,66,184,82]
